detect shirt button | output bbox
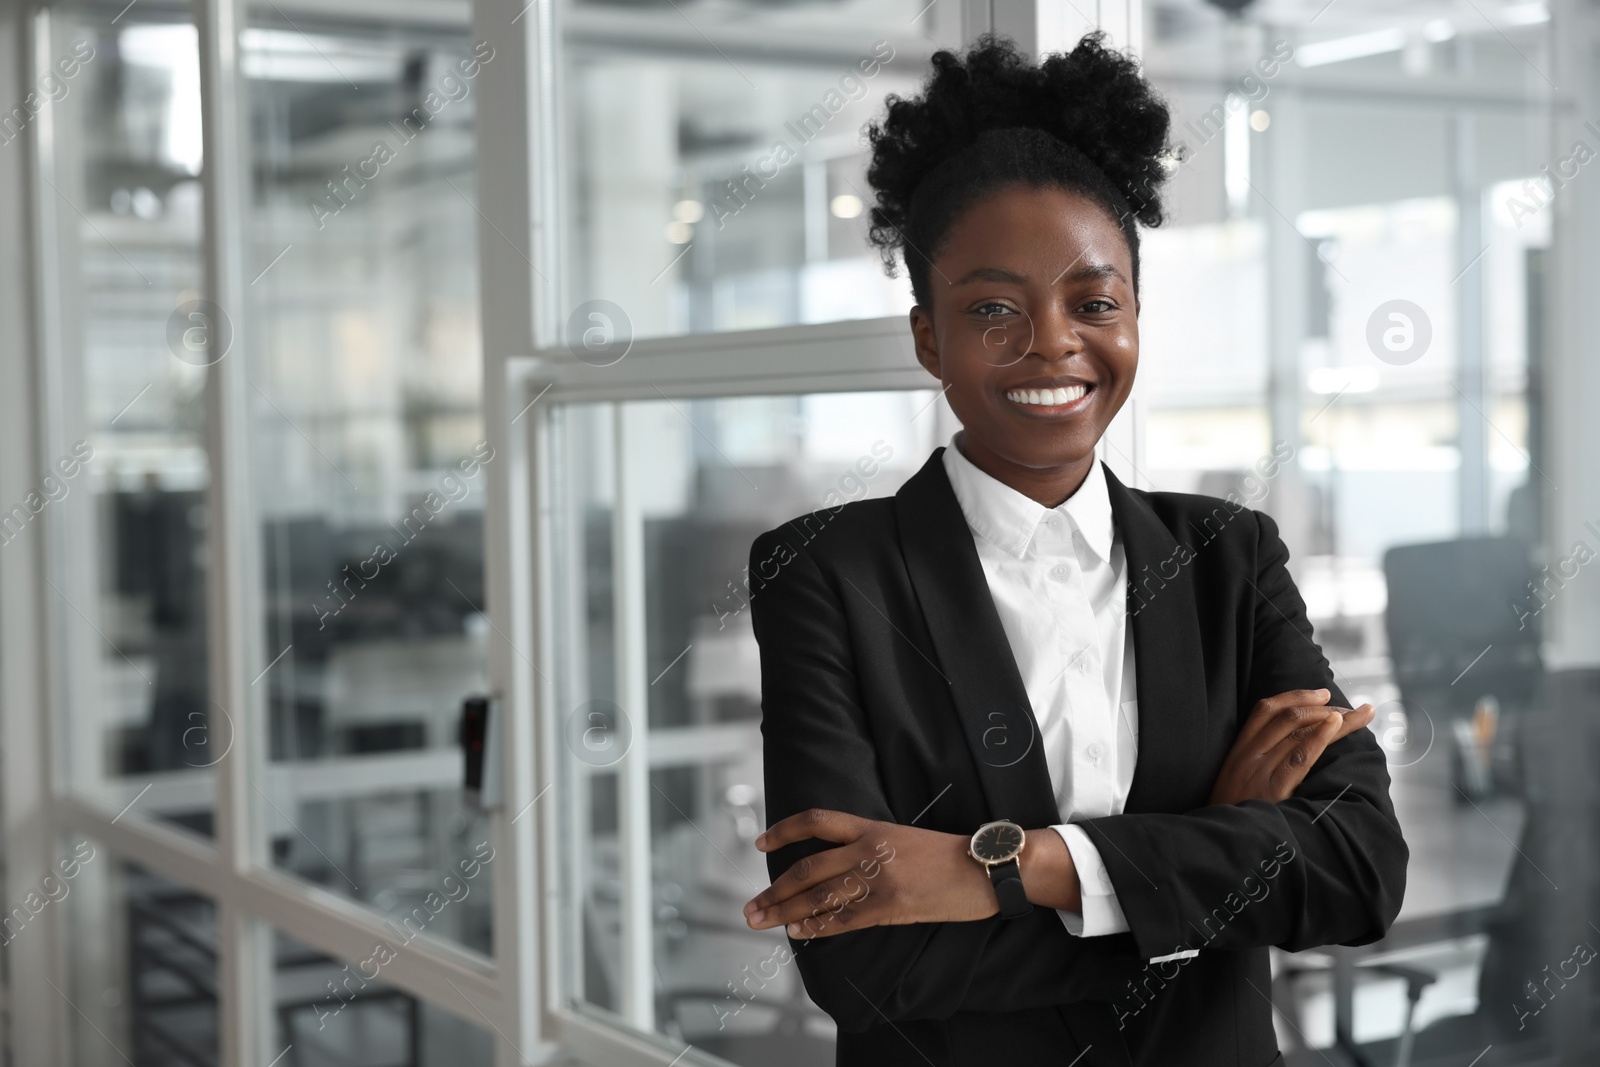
[1052,565,1069,580]
[1086,742,1104,762]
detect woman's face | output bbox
[909,183,1138,504]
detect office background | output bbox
[1,0,1598,1064]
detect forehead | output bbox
[936,184,1132,277]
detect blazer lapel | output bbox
[1104,468,1211,815]
[893,449,1063,829]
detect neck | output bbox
[953,431,1095,509]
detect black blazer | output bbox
[748,448,1407,1067]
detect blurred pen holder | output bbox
[1452,695,1519,802]
[1452,718,1493,799]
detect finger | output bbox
[1264,711,1346,799]
[1238,689,1330,745]
[1326,703,1375,744]
[745,844,867,919]
[756,808,868,853]
[748,872,879,937]
[1290,703,1375,752]
[1247,704,1342,756]
[1260,703,1376,796]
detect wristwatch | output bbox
[968,819,1031,919]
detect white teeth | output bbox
[1006,384,1089,406]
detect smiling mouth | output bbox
[1004,384,1093,409]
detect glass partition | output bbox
[1141,9,1564,1061]
[549,389,956,1063]
[242,10,492,949]
[46,0,216,835]
[272,927,496,1066]
[63,853,220,1067]
[559,4,945,342]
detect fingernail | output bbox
[754,833,767,849]
[786,922,802,938]
[743,901,758,917]
[748,908,766,925]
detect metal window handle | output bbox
[461,694,503,810]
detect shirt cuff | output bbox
[1052,824,1200,963]
[1052,824,1129,937]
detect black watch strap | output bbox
[988,858,1031,919]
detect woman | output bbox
[739,34,1407,1067]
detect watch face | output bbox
[970,820,1024,864]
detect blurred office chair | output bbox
[1382,536,1543,800]
[1382,537,1542,717]
[128,878,220,1067]
[112,487,212,777]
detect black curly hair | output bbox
[864,32,1174,308]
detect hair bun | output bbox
[865,31,1172,286]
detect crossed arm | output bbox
[742,512,1408,1030]
[743,688,1373,940]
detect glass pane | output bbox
[62,850,221,1067]
[46,2,215,835]
[272,927,495,1067]
[242,10,491,949]
[559,7,946,341]
[1143,9,1567,1061]
[551,390,957,1063]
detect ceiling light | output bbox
[1296,28,1407,68]
[1308,366,1380,395]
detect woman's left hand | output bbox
[742,809,996,939]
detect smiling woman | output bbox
[743,32,1405,1067]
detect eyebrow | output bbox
[950,262,1128,287]
[951,266,1027,286]
[1059,262,1128,286]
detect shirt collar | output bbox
[941,433,1116,564]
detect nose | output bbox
[1028,300,1083,362]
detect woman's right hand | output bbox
[1208,689,1375,806]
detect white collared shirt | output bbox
[943,435,1192,960]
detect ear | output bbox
[909,306,942,383]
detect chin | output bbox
[1006,420,1099,458]
[994,435,1099,473]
